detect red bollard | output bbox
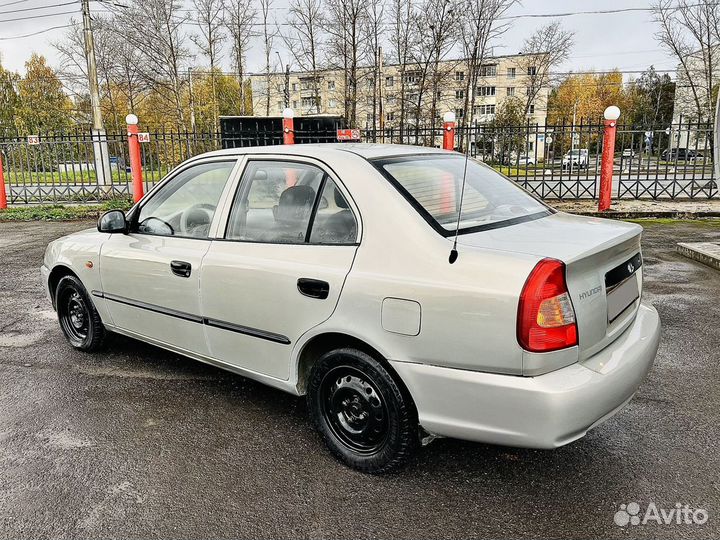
[126,114,144,202]
[442,112,456,151]
[282,107,295,145]
[599,106,620,212]
[0,152,7,209]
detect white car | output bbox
[42,144,661,473]
[562,149,589,169]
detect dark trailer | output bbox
[220,116,345,148]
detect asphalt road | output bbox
[1,219,719,539]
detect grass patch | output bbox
[627,217,720,227]
[0,199,133,222]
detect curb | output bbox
[564,211,720,220]
[677,242,720,271]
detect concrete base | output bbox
[677,242,720,271]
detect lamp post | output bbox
[282,107,295,146]
[443,111,456,151]
[598,105,620,212]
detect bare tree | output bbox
[518,21,574,117]
[389,0,414,140]
[192,0,226,130]
[653,0,719,123]
[364,0,385,129]
[225,0,256,114]
[409,0,458,131]
[459,0,516,145]
[324,0,370,126]
[260,0,276,115]
[282,0,324,113]
[120,0,192,126]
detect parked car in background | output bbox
[516,155,536,167]
[42,144,661,473]
[621,149,636,159]
[661,148,703,162]
[562,149,589,169]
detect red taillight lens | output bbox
[517,258,578,353]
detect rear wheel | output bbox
[56,275,105,351]
[307,348,419,473]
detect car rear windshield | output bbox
[374,154,550,235]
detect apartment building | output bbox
[250,53,550,130]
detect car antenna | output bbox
[449,113,471,265]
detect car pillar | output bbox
[126,113,144,202]
[599,106,620,212]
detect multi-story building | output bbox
[250,53,550,129]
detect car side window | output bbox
[135,161,235,239]
[309,179,358,244]
[225,161,325,243]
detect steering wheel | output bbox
[138,216,174,236]
[180,203,215,236]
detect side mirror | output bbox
[98,209,127,234]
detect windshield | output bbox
[374,154,550,235]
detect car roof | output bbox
[199,143,450,162]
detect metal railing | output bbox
[0,120,716,204]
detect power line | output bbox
[0,8,79,24]
[0,1,77,16]
[0,23,75,41]
[0,0,31,7]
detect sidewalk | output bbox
[550,199,720,219]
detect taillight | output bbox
[517,258,578,353]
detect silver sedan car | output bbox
[41,144,661,473]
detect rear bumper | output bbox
[390,302,661,449]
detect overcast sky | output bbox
[0,0,677,79]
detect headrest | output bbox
[277,185,316,224]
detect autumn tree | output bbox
[0,59,20,133]
[548,71,628,124]
[16,54,73,133]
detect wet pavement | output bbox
[0,219,719,539]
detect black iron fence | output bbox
[0,119,716,204]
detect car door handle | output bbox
[297,278,329,299]
[170,260,192,278]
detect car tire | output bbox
[56,275,106,351]
[307,347,419,474]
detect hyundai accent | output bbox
[41,144,661,473]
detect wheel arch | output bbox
[48,264,80,309]
[294,332,416,412]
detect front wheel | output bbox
[56,275,106,351]
[307,348,419,473]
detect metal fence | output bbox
[0,119,716,204]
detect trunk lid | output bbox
[457,212,643,360]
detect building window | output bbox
[528,66,537,76]
[366,95,373,105]
[366,77,374,89]
[328,80,335,90]
[527,141,535,152]
[277,101,284,110]
[301,97,316,108]
[507,67,516,79]
[328,98,337,108]
[455,89,464,99]
[528,104,535,114]
[480,65,497,77]
[385,76,394,87]
[477,86,496,97]
[387,96,396,105]
[386,112,395,122]
[291,83,298,91]
[507,87,515,96]
[474,104,496,116]
[455,71,465,81]
[455,108,464,119]
[436,90,442,100]
[292,100,298,108]
[403,71,419,84]
[366,113,373,124]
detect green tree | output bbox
[0,59,20,133]
[16,54,73,134]
[488,97,527,163]
[626,66,676,129]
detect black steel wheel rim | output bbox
[320,365,389,455]
[59,288,89,342]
